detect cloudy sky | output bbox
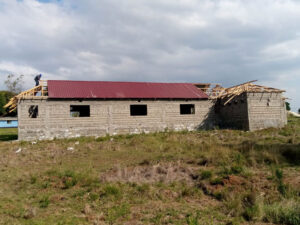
[0,0,299,110]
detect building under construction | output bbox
[5,80,287,141]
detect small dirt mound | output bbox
[100,163,197,185]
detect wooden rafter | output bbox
[210,81,285,105]
[4,80,48,113]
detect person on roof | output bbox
[34,74,42,86]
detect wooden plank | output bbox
[4,82,49,112]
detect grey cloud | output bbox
[0,0,299,110]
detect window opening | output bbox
[70,105,90,117]
[130,105,147,116]
[180,104,195,115]
[29,105,38,118]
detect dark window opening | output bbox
[70,105,90,117]
[180,104,195,115]
[7,121,12,124]
[130,105,147,116]
[29,105,38,118]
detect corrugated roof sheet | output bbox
[47,80,209,99]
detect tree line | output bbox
[0,74,24,117]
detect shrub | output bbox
[223,195,243,217]
[273,168,289,197]
[277,182,287,196]
[39,196,50,208]
[242,192,261,221]
[136,183,150,194]
[181,186,201,198]
[30,176,37,184]
[62,177,77,189]
[275,168,283,180]
[41,181,50,189]
[230,165,244,175]
[213,191,225,201]
[200,170,212,180]
[89,192,99,201]
[285,102,291,111]
[106,204,130,224]
[186,212,200,225]
[102,185,121,199]
[243,205,260,221]
[61,170,78,189]
[264,201,300,225]
[210,177,223,185]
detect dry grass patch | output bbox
[0,116,299,224]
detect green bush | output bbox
[181,186,201,198]
[273,168,289,197]
[241,192,261,221]
[275,168,283,180]
[200,170,212,180]
[39,196,50,208]
[277,181,287,196]
[243,205,260,221]
[106,204,130,224]
[30,176,37,184]
[186,212,200,225]
[230,165,244,174]
[89,192,99,201]
[61,170,78,189]
[102,185,121,199]
[264,201,300,225]
[210,177,223,185]
[136,183,150,194]
[213,191,225,201]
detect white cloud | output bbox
[261,39,300,61]
[0,0,300,110]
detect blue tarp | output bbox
[0,120,18,128]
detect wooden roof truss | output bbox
[210,80,285,105]
[4,81,48,113]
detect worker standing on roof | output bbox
[34,74,42,86]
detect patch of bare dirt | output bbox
[100,162,198,185]
[284,167,300,190]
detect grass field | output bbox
[0,128,17,142]
[0,117,299,225]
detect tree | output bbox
[285,102,291,111]
[0,91,16,116]
[298,108,300,114]
[4,74,24,93]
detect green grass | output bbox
[0,128,17,141]
[0,116,299,224]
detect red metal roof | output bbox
[47,80,208,99]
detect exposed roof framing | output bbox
[4,81,48,113]
[211,80,285,105]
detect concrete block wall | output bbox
[215,92,287,131]
[247,92,287,131]
[18,99,216,141]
